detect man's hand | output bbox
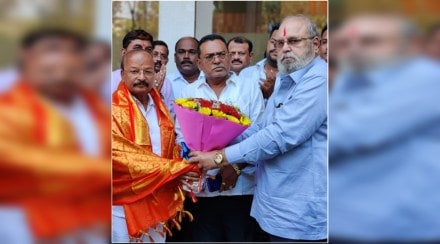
[155,65,166,91]
[178,171,200,189]
[260,72,276,99]
[188,151,220,171]
[219,165,239,192]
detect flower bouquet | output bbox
[173,98,251,198]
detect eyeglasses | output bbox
[153,51,168,60]
[203,51,227,62]
[274,37,316,49]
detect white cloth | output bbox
[176,72,265,197]
[239,58,267,86]
[111,69,122,94]
[0,67,18,94]
[239,58,280,105]
[112,216,165,243]
[166,71,205,99]
[0,207,34,244]
[112,94,165,242]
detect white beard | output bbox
[277,44,315,74]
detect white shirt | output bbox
[176,72,265,197]
[239,58,280,104]
[167,71,205,99]
[239,58,267,86]
[0,67,18,94]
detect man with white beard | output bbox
[188,15,327,242]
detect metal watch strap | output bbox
[231,163,241,175]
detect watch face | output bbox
[214,153,222,164]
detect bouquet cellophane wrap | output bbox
[173,103,248,152]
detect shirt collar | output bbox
[256,58,266,68]
[290,56,320,83]
[171,70,205,83]
[132,93,154,112]
[197,71,238,89]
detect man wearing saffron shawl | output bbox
[112,50,200,242]
[0,29,111,243]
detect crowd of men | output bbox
[111,14,328,243]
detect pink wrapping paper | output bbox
[174,103,248,152]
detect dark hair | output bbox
[227,36,253,53]
[321,24,327,38]
[270,24,280,38]
[198,34,227,57]
[122,29,153,49]
[21,28,85,50]
[153,40,169,55]
[263,24,280,58]
[174,36,199,51]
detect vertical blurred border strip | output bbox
[0,0,112,243]
[329,0,440,242]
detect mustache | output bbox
[231,59,242,64]
[154,61,162,65]
[181,60,193,65]
[281,52,297,61]
[133,80,149,87]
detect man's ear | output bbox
[312,37,320,53]
[121,48,127,56]
[196,57,203,70]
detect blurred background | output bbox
[112,1,327,72]
[0,0,111,243]
[0,0,110,68]
[329,0,440,242]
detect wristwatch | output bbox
[214,151,223,166]
[231,164,241,175]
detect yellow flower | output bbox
[226,115,240,124]
[175,98,187,105]
[212,109,227,119]
[240,115,251,126]
[199,107,212,115]
[182,101,197,109]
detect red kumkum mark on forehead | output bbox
[283,27,286,37]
